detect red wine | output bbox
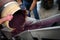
[9,10,26,36]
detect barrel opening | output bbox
[9,9,26,29]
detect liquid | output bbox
[9,10,26,36]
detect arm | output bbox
[0,14,13,24]
[29,0,37,11]
[0,18,6,24]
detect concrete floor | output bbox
[31,0,60,19]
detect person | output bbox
[16,0,40,20]
[0,14,13,24]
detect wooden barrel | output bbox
[1,1,27,34]
[0,0,14,18]
[0,0,14,8]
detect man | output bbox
[16,0,40,20]
[0,14,13,24]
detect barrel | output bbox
[0,0,14,8]
[1,1,27,34]
[0,0,14,18]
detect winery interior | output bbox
[0,0,60,40]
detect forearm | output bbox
[29,0,37,11]
[0,18,6,24]
[0,14,13,24]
